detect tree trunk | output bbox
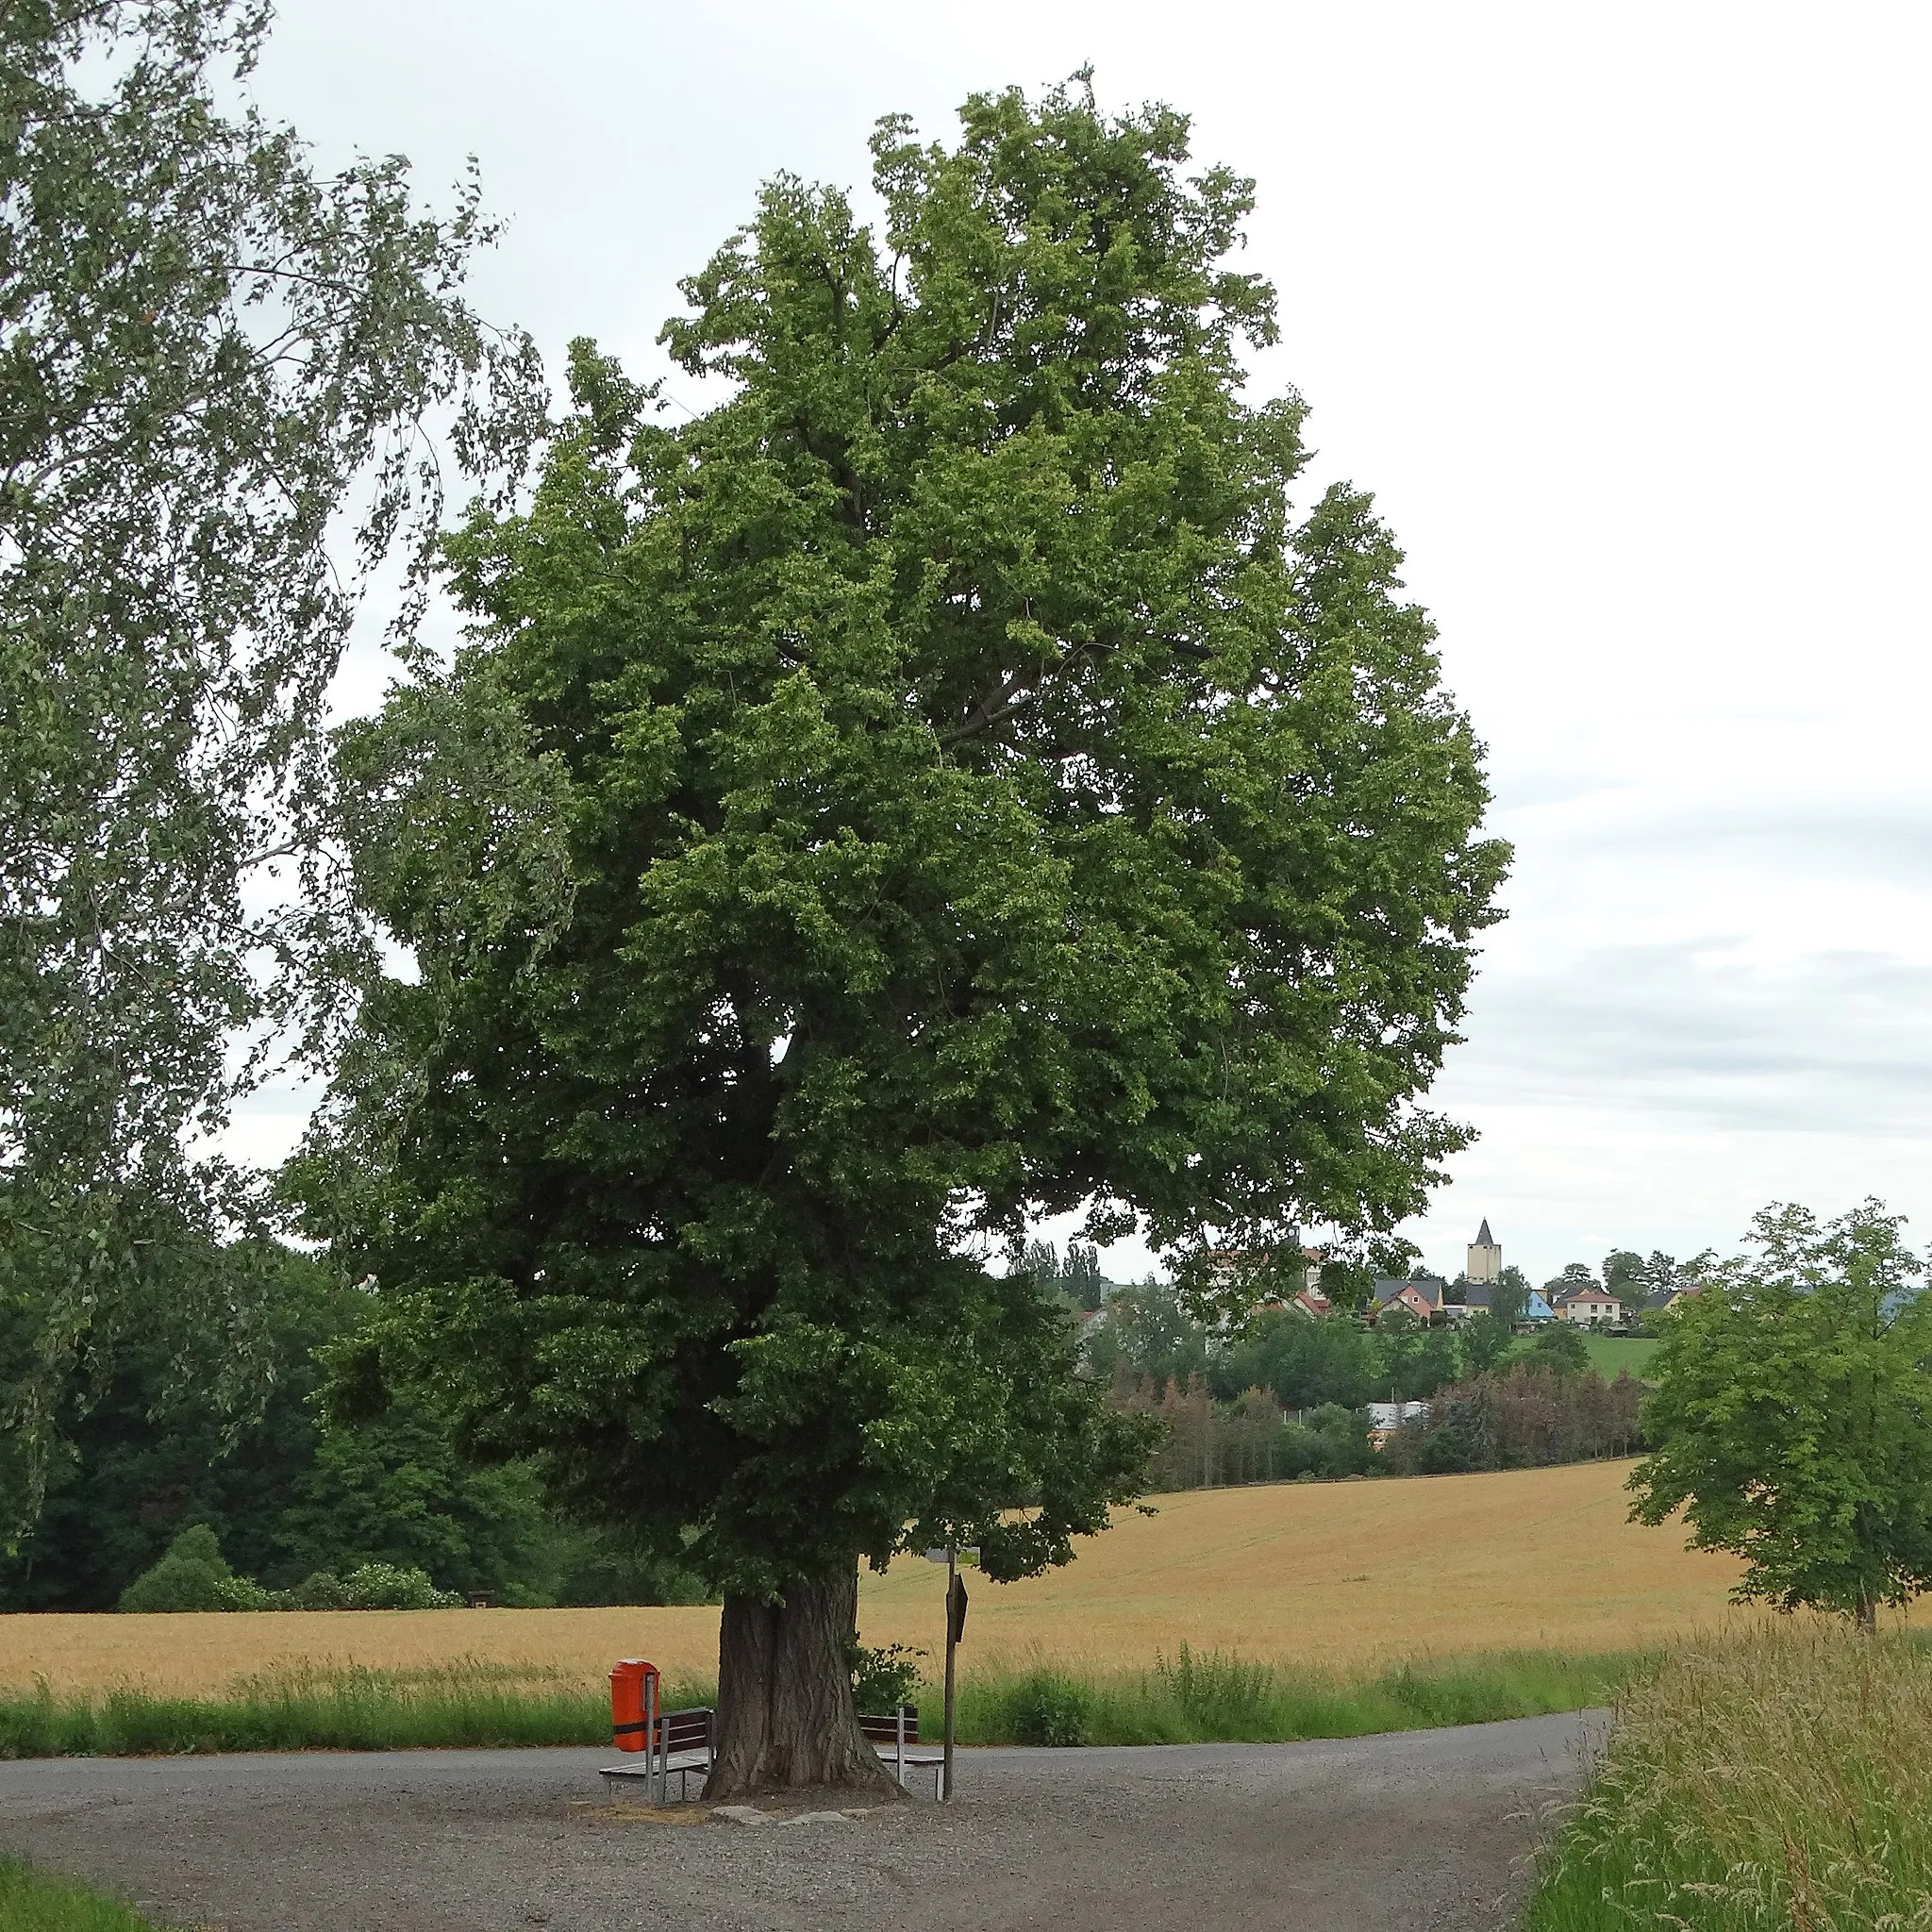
[1857,1590,1877,1635]
[706,1568,895,1800]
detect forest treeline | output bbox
[0,1242,705,1613]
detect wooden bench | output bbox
[598,1704,941,1801]
[598,1706,716,1803]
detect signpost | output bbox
[924,1544,975,1800]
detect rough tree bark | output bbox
[705,1568,897,1799]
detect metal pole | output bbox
[942,1544,958,1803]
[647,1669,660,1807]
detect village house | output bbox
[1552,1283,1623,1328]
[1458,1281,1554,1328]
[1369,1274,1452,1326]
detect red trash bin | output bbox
[608,1658,659,1753]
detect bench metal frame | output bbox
[598,1703,941,1802]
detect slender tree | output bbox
[1629,1201,1932,1631]
[0,0,541,1532]
[311,79,1507,1794]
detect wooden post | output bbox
[942,1545,958,1802]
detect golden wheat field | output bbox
[0,1459,1750,1697]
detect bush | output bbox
[999,1669,1095,1746]
[285,1563,461,1610]
[116,1528,459,1613]
[116,1525,243,1612]
[851,1642,925,1711]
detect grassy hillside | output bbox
[1567,1333,1660,1377]
[0,1460,1742,1697]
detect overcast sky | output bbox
[232,0,1932,1287]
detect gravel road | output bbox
[0,1711,1606,1932]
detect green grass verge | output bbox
[0,1648,1627,1759]
[951,1646,1634,1747]
[1518,1626,1932,1929]
[1573,1334,1659,1377]
[0,1855,176,1932]
[0,1660,682,1758]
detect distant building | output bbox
[1367,1399,1429,1442]
[1370,1274,1451,1325]
[1552,1284,1623,1329]
[1466,1219,1502,1285]
[1460,1281,1553,1327]
[1644,1283,1704,1314]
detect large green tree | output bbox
[0,0,541,1532]
[1629,1201,1932,1631]
[313,80,1507,1794]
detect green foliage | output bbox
[1088,1281,1212,1389]
[849,1642,927,1712]
[1525,1322,1591,1378]
[308,78,1506,1607]
[1213,1306,1376,1408]
[1487,1265,1531,1329]
[1521,1628,1932,1932]
[114,1525,461,1612]
[0,1662,642,1758]
[0,0,542,1531]
[952,1647,1639,1748]
[1060,1242,1107,1313]
[0,1856,176,1932]
[116,1524,247,1613]
[1367,1306,1459,1401]
[1289,1403,1376,1476]
[1385,1363,1646,1474]
[1457,1310,1512,1375]
[0,1648,1634,1761]
[2,1240,706,1612]
[1629,1200,1932,1624]
[995,1669,1097,1746]
[278,1564,463,1611]
[1318,1259,1373,1314]
[1602,1249,1644,1295]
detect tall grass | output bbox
[0,1659,711,1758]
[0,1856,175,1932]
[952,1644,1633,1748]
[0,1647,1625,1759]
[1522,1624,1932,1930]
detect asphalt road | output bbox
[0,1711,1607,1932]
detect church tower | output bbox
[1466,1219,1502,1285]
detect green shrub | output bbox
[1000,1669,1095,1746]
[115,1531,458,1613]
[851,1642,925,1712]
[282,1570,352,1609]
[329,1563,462,1610]
[115,1525,239,1612]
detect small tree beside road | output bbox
[1628,1201,1932,1631]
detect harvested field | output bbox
[0,1458,1742,1697]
